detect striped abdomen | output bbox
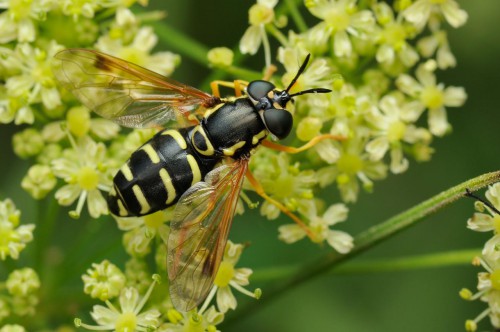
[108,127,218,217]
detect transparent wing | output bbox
[167,159,248,312]
[52,48,215,128]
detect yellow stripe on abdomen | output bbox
[120,164,133,181]
[159,168,177,205]
[186,154,201,186]
[161,130,187,150]
[141,144,160,163]
[117,199,128,217]
[132,185,151,215]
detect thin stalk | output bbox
[251,248,480,281]
[225,170,500,325]
[135,10,167,23]
[149,21,209,66]
[284,0,308,33]
[266,24,289,47]
[353,172,500,252]
[200,52,248,90]
[220,65,263,82]
[33,108,51,125]
[261,25,272,69]
[336,248,479,274]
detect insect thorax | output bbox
[198,98,268,159]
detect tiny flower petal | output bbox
[326,230,354,254]
[441,1,468,28]
[443,86,467,107]
[240,25,262,55]
[216,286,237,312]
[278,224,307,244]
[334,30,352,57]
[323,203,349,225]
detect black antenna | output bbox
[285,54,311,93]
[284,54,332,97]
[289,88,332,97]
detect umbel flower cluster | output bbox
[461,184,500,331]
[0,0,468,331]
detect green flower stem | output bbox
[358,0,374,10]
[218,65,262,82]
[266,24,289,47]
[200,60,244,91]
[251,248,479,281]
[94,8,117,22]
[225,170,500,325]
[149,21,209,66]
[284,0,308,33]
[134,10,167,23]
[354,171,500,252]
[33,108,51,125]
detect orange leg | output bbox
[248,134,346,240]
[210,80,249,98]
[262,134,346,154]
[245,168,318,241]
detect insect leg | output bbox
[245,168,317,241]
[233,80,249,97]
[262,134,346,154]
[210,80,249,98]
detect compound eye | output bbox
[263,108,293,140]
[247,80,275,100]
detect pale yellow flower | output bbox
[52,136,112,218]
[0,199,35,260]
[279,201,353,253]
[306,0,375,57]
[402,0,468,29]
[365,93,431,174]
[76,276,161,331]
[96,26,180,76]
[239,0,277,55]
[373,2,419,67]
[396,61,467,136]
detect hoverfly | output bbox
[52,49,332,311]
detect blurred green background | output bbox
[1,0,499,331]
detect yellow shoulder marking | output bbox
[252,129,267,145]
[223,141,246,156]
[202,103,224,119]
[192,126,215,156]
